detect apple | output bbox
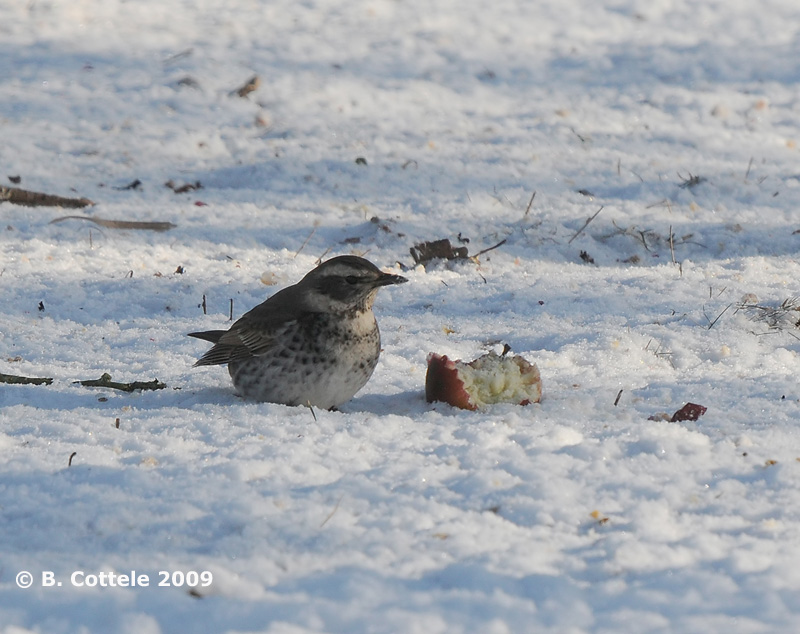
[425,351,542,410]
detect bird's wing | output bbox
[220,319,281,358]
[193,285,308,366]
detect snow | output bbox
[2,0,800,631]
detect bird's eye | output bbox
[345,275,359,285]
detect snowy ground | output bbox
[2,0,800,632]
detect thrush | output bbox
[189,255,407,409]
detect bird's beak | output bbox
[377,272,408,286]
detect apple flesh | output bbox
[425,351,542,410]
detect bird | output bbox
[188,255,407,409]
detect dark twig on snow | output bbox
[668,224,676,265]
[75,373,166,392]
[523,191,536,217]
[472,238,507,259]
[0,186,94,208]
[704,303,733,330]
[50,216,176,232]
[0,372,53,386]
[645,198,673,212]
[570,127,589,143]
[295,223,318,257]
[320,494,344,528]
[678,172,706,190]
[736,297,800,333]
[568,206,604,244]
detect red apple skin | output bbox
[426,351,542,410]
[425,353,477,410]
[670,402,707,422]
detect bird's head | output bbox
[301,255,407,313]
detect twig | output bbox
[0,186,93,208]
[645,198,673,212]
[50,216,176,232]
[68,452,77,467]
[614,389,623,407]
[705,304,732,330]
[568,206,604,244]
[602,221,677,253]
[668,224,676,265]
[637,229,650,252]
[570,127,589,143]
[490,186,515,207]
[472,238,507,259]
[75,373,166,392]
[320,495,344,528]
[745,157,754,181]
[295,224,318,257]
[678,172,706,189]
[645,339,675,367]
[314,247,333,266]
[0,372,53,386]
[523,191,536,217]
[736,297,800,332]
[163,48,193,66]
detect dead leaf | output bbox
[410,239,468,265]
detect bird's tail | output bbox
[188,330,237,366]
[187,330,225,344]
